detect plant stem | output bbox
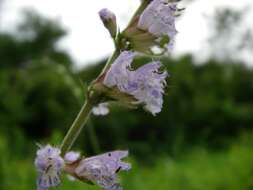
[100,49,120,75]
[60,46,119,157]
[60,100,93,156]
[59,0,150,156]
[126,0,150,28]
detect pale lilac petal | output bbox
[137,0,178,49]
[130,61,167,115]
[104,51,135,89]
[35,145,64,190]
[64,151,81,164]
[103,51,168,115]
[75,150,131,190]
[138,3,157,30]
[99,8,116,22]
[134,61,162,74]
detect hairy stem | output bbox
[100,48,120,75]
[60,47,119,156]
[60,100,93,156]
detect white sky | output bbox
[1,0,252,66]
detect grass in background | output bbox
[0,133,253,190]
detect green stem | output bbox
[60,47,119,157]
[126,0,150,29]
[59,0,150,157]
[60,100,93,156]
[100,49,120,76]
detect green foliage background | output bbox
[0,10,253,190]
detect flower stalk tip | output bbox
[99,8,118,39]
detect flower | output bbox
[131,61,167,115]
[92,103,110,116]
[70,151,131,190]
[137,0,178,49]
[35,145,64,190]
[122,0,178,54]
[103,51,168,115]
[103,51,135,92]
[64,151,81,164]
[99,8,117,38]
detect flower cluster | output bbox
[95,0,180,114]
[103,51,167,115]
[35,145,130,190]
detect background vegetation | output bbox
[0,6,253,190]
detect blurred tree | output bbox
[0,10,82,152]
[208,8,253,62]
[0,10,73,69]
[78,55,253,158]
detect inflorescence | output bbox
[35,0,181,189]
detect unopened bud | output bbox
[99,8,117,38]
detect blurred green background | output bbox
[0,1,253,190]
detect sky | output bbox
[1,0,252,66]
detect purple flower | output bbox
[131,61,167,115]
[138,0,178,49]
[35,145,64,190]
[92,103,110,116]
[103,51,168,115]
[74,151,131,190]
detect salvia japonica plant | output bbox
[34,0,183,189]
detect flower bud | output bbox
[99,8,117,38]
